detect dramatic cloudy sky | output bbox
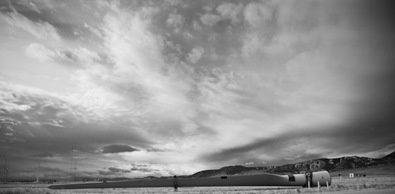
[1,0,395,180]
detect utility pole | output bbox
[3,158,8,183]
[70,146,75,181]
[70,156,72,179]
[36,162,41,183]
[73,159,77,179]
[74,160,77,179]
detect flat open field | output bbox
[1,175,395,194]
[329,165,395,177]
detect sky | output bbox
[1,0,395,180]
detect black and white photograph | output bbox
[1,0,395,193]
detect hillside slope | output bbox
[190,151,395,178]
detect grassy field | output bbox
[1,175,395,194]
[329,165,395,177]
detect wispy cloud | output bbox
[25,43,103,66]
[102,144,139,154]
[216,2,244,25]
[99,167,131,175]
[0,8,60,41]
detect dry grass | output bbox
[325,176,395,192]
[0,187,53,194]
[1,187,303,194]
[1,176,395,194]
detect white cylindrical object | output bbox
[311,171,331,187]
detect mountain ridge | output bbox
[189,151,395,178]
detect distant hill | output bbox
[189,151,395,178]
